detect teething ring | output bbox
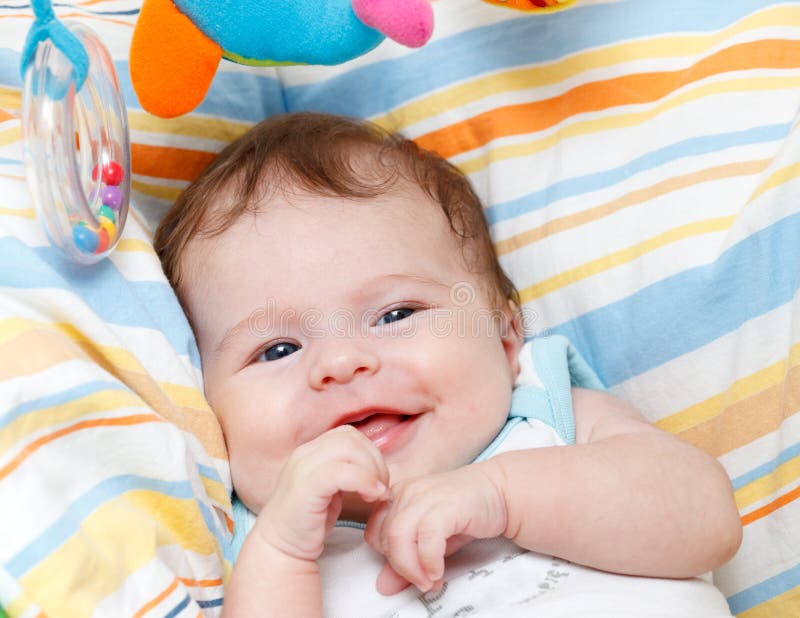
[22,21,130,265]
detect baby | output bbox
[154,113,742,617]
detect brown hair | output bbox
[154,112,518,308]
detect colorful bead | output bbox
[98,205,116,224]
[94,227,110,254]
[102,161,124,186]
[73,224,99,253]
[101,185,123,210]
[92,160,124,186]
[99,215,117,240]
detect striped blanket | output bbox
[1,0,799,616]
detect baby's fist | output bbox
[365,461,508,594]
[254,425,390,562]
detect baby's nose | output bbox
[308,344,380,389]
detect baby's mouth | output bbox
[349,412,412,448]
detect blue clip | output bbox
[19,0,89,97]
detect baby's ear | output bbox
[500,300,525,377]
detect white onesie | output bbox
[231,336,734,617]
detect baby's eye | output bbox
[377,307,415,325]
[257,341,300,362]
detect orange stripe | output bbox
[131,143,216,183]
[178,577,224,588]
[0,414,162,481]
[741,484,800,526]
[0,110,15,123]
[416,38,800,159]
[134,577,179,618]
[54,12,134,28]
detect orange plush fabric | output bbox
[129,0,222,118]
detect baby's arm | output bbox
[223,426,389,617]
[367,389,741,592]
[490,388,742,577]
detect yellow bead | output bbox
[99,215,117,240]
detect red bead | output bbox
[94,227,110,254]
[102,161,124,186]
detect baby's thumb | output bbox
[376,562,411,596]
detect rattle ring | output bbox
[22,21,130,265]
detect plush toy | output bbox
[129,0,435,118]
[130,0,576,119]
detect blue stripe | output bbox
[727,562,800,614]
[118,61,287,122]
[0,237,201,368]
[550,211,800,387]
[164,595,191,618]
[0,158,21,166]
[485,122,792,225]
[731,443,800,491]
[0,379,126,430]
[198,598,223,608]
[197,463,223,484]
[281,0,790,118]
[7,475,196,577]
[51,4,139,16]
[0,49,23,88]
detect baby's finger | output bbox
[385,528,430,592]
[310,460,386,504]
[326,426,390,487]
[444,534,474,557]
[416,517,448,583]
[364,500,390,552]
[376,562,412,596]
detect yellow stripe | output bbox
[160,381,210,411]
[128,111,250,143]
[21,492,221,618]
[736,455,800,513]
[115,238,158,254]
[0,206,36,219]
[0,124,21,147]
[372,4,800,132]
[518,216,735,303]
[739,585,800,618]
[132,179,183,203]
[0,389,144,454]
[201,475,231,509]
[657,343,800,434]
[0,87,22,111]
[459,75,800,175]
[747,161,800,204]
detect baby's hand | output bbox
[251,425,389,563]
[365,461,508,595]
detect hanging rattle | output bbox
[20,0,130,265]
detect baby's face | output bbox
[184,183,522,519]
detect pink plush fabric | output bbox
[351,0,433,48]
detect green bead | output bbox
[98,205,116,224]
